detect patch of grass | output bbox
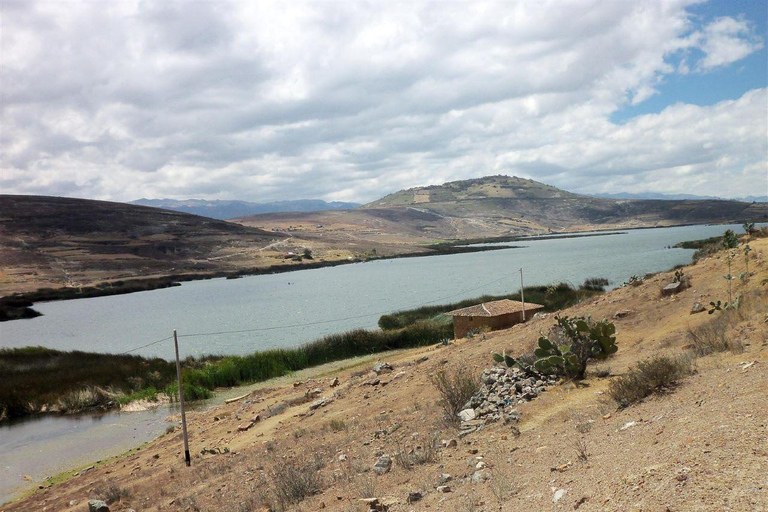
[431,367,480,426]
[608,355,695,408]
[328,419,347,432]
[1,319,452,419]
[117,386,158,406]
[394,436,439,470]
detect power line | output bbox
[119,335,174,355]
[117,272,516,352]
[177,273,513,339]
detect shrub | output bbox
[92,481,131,504]
[431,367,480,425]
[532,316,618,379]
[689,308,745,356]
[394,436,439,469]
[608,355,694,408]
[581,277,609,291]
[328,419,347,432]
[270,457,322,509]
[722,229,739,249]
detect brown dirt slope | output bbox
[5,236,767,512]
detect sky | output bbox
[1,0,766,203]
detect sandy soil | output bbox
[3,238,767,512]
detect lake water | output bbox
[0,223,752,504]
[0,223,750,360]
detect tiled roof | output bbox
[445,299,544,317]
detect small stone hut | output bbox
[446,299,544,339]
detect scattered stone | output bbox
[415,356,429,364]
[373,362,393,374]
[338,454,347,462]
[329,377,340,387]
[613,309,634,319]
[436,485,452,493]
[690,302,706,314]
[407,491,423,503]
[662,282,683,296]
[471,470,491,483]
[68,500,79,507]
[392,371,406,380]
[437,473,452,484]
[457,366,557,436]
[552,489,567,503]
[360,497,388,512]
[310,398,332,410]
[373,455,392,475]
[619,421,637,431]
[88,500,110,512]
[366,378,381,387]
[442,439,458,448]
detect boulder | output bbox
[690,302,706,314]
[88,500,110,512]
[373,455,392,475]
[373,362,393,375]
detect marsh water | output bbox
[0,223,752,503]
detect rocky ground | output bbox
[2,237,767,512]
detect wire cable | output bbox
[176,273,515,339]
[119,335,174,355]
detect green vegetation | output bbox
[1,320,452,420]
[608,355,694,408]
[531,316,617,379]
[378,282,604,330]
[0,347,180,419]
[492,316,618,380]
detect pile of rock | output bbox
[458,366,558,436]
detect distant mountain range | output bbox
[237,175,768,242]
[589,192,767,202]
[131,198,360,220]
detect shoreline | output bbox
[0,219,752,320]
[0,244,518,322]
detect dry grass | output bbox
[608,355,695,408]
[91,480,131,504]
[431,367,480,426]
[394,436,440,470]
[269,456,323,510]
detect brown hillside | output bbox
[236,176,768,245]
[0,195,289,293]
[7,235,767,511]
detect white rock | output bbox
[553,489,567,502]
[458,409,476,421]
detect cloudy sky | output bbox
[1,0,766,203]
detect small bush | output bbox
[608,355,694,408]
[394,436,439,470]
[92,481,131,504]
[328,419,347,432]
[270,457,322,509]
[581,277,609,291]
[431,367,480,425]
[687,316,742,356]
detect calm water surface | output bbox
[0,223,753,504]
[0,223,750,360]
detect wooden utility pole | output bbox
[519,268,526,322]
[173,329,191,466]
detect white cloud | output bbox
[0,0,765,203]
[696,16,764,70]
